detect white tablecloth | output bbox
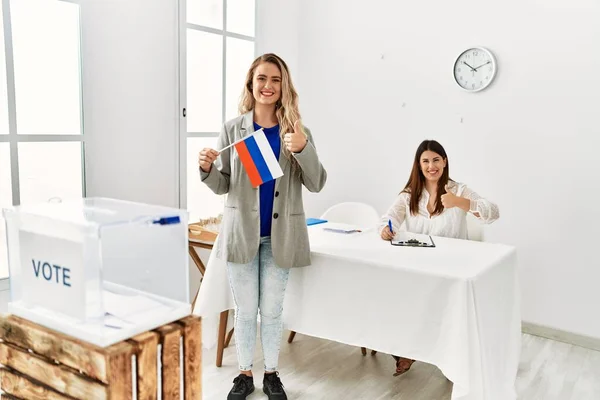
[194,225,521,400]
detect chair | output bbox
[317,202,381,228]
[287,202,380,356]
[466,212,484,242]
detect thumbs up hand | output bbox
[440,184,459,209]
[284,120,308,153]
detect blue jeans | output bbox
[227,237,290,372]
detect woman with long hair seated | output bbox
[379,139,499,376]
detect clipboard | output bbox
[391,232,436,248]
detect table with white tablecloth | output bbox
[194,224,521,400]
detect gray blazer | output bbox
[200,111,327,268]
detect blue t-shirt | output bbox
[254,122,281,237]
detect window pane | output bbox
[0,144,12,278]
[0,5,8,135]
[225,38,254,121]
[18,142,82,205]
[187,0,222,30]
[11,0,81,134]
[187,30,222,132]
[187,137,224,222]
[226,0,255,37]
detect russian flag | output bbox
[234,129,284,187]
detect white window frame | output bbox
[0,0,86,286]
[178,0,256,210]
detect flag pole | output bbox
[216,128,263,153]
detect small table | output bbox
[188,241,211,309]
[188,223,234,368]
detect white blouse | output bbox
[378,181,500,240]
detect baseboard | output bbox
[522,321,600,352]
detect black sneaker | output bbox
[227,374,255,400]
[263,372,287,400]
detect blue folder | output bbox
[306,218,327,226]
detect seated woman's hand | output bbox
[381,225,394,240]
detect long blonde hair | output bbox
[239,53,302,169]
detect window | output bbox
[0,3,8,135]
[184,0,256,222]
[0,0,84,279]
[0,144,11,279]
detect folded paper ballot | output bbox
[104,313,133,329]
[322,222,362,234]
[103,289,171,322]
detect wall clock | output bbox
[453,47,497,92]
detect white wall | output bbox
[255,0,301,88]
[258,0,600,338]
[80,0,181,208]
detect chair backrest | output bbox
[466,212,484,242]
[320,202,380,227]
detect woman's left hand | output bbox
[441,185,460,209]
[284,120,308,153]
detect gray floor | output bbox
[203,331,600,400]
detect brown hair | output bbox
[402,140,451,216]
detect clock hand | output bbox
[473,61,491,71]
[462,61,476,71]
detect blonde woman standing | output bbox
[199,53,327,400]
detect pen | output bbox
[388,219,394,235]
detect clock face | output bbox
[453,48,496,92]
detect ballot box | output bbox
[2,197,191,347]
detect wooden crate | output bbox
[0,314,202,400]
